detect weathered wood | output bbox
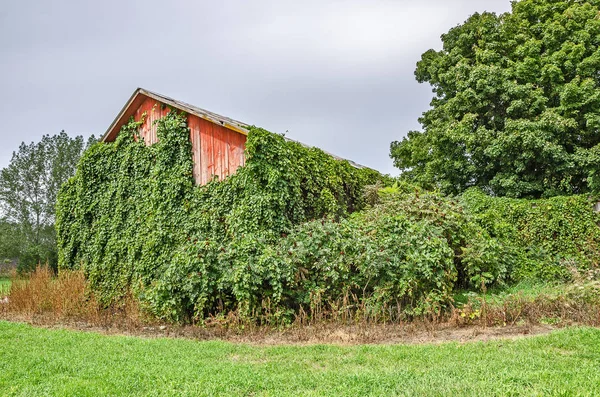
[102,88,367,186]
[188,116,202,184]
[105,88,369,171]
[102,88,249,143]
[108,92,248,185]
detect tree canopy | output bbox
[390,0,600,198]
[0,132,95,271]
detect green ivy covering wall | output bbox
[56,111,600,324]
[56,111,381,322]
[462,188,600,280]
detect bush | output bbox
[56,111,381,323]
[56,110,600,324]
[157,189,518,323]
[462,188,600,281]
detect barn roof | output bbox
[102,88,367,169]
[102,88,250,142]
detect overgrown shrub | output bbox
[462,188,600,281]
[140,189,516,323]
[56,110,600,324]
[197,189,525,323]
[56,111,380,323]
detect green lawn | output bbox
[0,322,599,396]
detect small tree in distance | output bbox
[0,131,95,271]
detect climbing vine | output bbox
[56,111,600,324]
[462,188,600,280]
[56,111,380,322]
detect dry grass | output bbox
[8,266,89,317]
[450,281,600,329]
[2,266,148,330]
[2,266,600,345]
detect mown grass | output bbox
[0,321,599,396]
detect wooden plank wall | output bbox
[131,98,246,185]
[191,115,246,185]
[134,97,169,145]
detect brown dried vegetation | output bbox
[2,266,599,345]
[1,266,147,330]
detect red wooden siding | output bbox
[134,97,171,145]
[188,116,203,184]
[129,98,246,185]
[192,115,246,185]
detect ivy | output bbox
[56,111,380,322]
[462,188,600,280]
[56,111,600,324]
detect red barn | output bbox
[102,88,365,185]
[102,88,250,185]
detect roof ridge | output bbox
[103,88,368,169]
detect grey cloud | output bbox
[0,0,512,174]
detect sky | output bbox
[0,0,513,175]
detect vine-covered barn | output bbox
[102,88,364,185]
[102,88,249,185]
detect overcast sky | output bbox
[0,0,512,175]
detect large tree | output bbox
[391,0,600,198]
[0,132,95,271]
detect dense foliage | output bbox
[243,186,600,322]
[56,111,600,323]
[0,132,95,271]
[462,188,600,280]
[56,111,381,322]
[391,0,600,198]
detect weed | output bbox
[4,266,149,329]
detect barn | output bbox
[102,88,364,186]
[102,88,250,185]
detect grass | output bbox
[450,279,600,327]
[1,322,599,396]
[0,277,10,295]
[453,280,559,307]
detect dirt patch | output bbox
[174,322,556,345]
[0,312,560,346]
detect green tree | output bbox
[0,219,19,269]
[0,132,95,271]
[391,0,600,198]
